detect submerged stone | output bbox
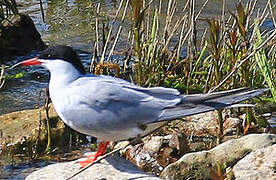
[0,13,47,60]
[0,104,76,158]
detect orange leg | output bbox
[78,141,109,168]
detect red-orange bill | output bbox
[10,57,41,69]
[20,58,41,66]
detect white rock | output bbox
[161,134,276,180]
[144,136,164,153]
[233,144,276,180]
[26,154,161,180]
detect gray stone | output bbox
[168,110,243,138]
[0,104,87,155]
[0,14,47,59]
[160,134,276,180]
[125,133,189,176]
[144,136,164,153]
[232,144,276,180]
[0,104,58,150]
[26,154,161,180]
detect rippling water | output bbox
[1,0,274,115]
[0,161,54,179]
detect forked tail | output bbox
[157,88,269,121]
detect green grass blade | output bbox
[254,20,276,102]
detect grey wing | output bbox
[63,76,182,130]
[64,75,268,129]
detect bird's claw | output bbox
[78,156,97,168]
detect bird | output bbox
[11,45,268,167]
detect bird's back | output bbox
[50,75,182,141]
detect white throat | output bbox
[42,59,83,92]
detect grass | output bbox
[88,0,275,139]
[254,20,276,101]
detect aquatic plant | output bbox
[210,163,234,180]
[254,20,276,102]
[89,0,275,139]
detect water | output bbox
[0,52,92,115]
[0,0,275,178]
[1,0,274,114]
[0,161,54,179]
[0,0,126,115]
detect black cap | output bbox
[39,45,86,74]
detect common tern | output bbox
[12,45,268,167]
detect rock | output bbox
[0,13,46,60]
[223,117,241,135]
[232,144,276,180]
[26,154,161,180]
[179,111,218,137]
[126,137,166,175]
[125,134,189,175]
[164,110,242,138]
[0,104,83,156]
[168,132,189,154]
[143,136,164,153]
[160,134,276,180]
[0,104,57,146]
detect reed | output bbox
[89,0,275,136]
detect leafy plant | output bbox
[254,20,276,102]
[89,0,275,141]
